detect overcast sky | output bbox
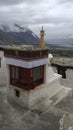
[0,0,73,39]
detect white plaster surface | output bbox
[0,51,7,86]
[3,57,49,68]
[7,65,71,109]
[1,51,71,109]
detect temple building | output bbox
[3,27,71,109]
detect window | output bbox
[19,68,26,79]
[11,66,19,79]
[10,65,44,90]
[12,66,15,78]
[16,67,19,79]
[10,66,19,86]
[15,90,20,97]
[33,66,41,80]
[32,66,44,87]
[10,66,28,88]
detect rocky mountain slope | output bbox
[0,24,39,45]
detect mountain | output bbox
[0,24,39,45]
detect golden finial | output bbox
[40,26,45,48]
[41,26,43,31]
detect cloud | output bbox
[0,0,25,5]
[0,0,48,6]
[59,0,73,3]
[0,0,73,40]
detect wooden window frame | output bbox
[10,65,44,90]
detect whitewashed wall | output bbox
[0,51,7,86]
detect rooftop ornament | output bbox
[40,27,45,48]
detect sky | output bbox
[0,0,73,40]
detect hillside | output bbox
[0,24,39,45]
[48,45,73,57]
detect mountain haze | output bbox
[0,24,39,45]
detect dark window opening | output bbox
[34,79,43,86]
[57,67,66,79]
[33,66,41,80]
[10,65,44,90]
[10,66,28,88]
[15,90,20,97]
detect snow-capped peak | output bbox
[0,24,29,32]
[32,32,38,38]
[0,23,39,40]
[0,25,11,32]
[14,24,28,32]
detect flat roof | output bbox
[0,45,49,51]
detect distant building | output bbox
[3,28,71,110]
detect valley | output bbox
[48,45,73,57]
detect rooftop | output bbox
[0,45,48,51]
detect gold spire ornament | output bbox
[40,27,45,48]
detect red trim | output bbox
[9,65,44,90]
[10,65,12,84]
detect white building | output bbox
[2,28,71,110]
